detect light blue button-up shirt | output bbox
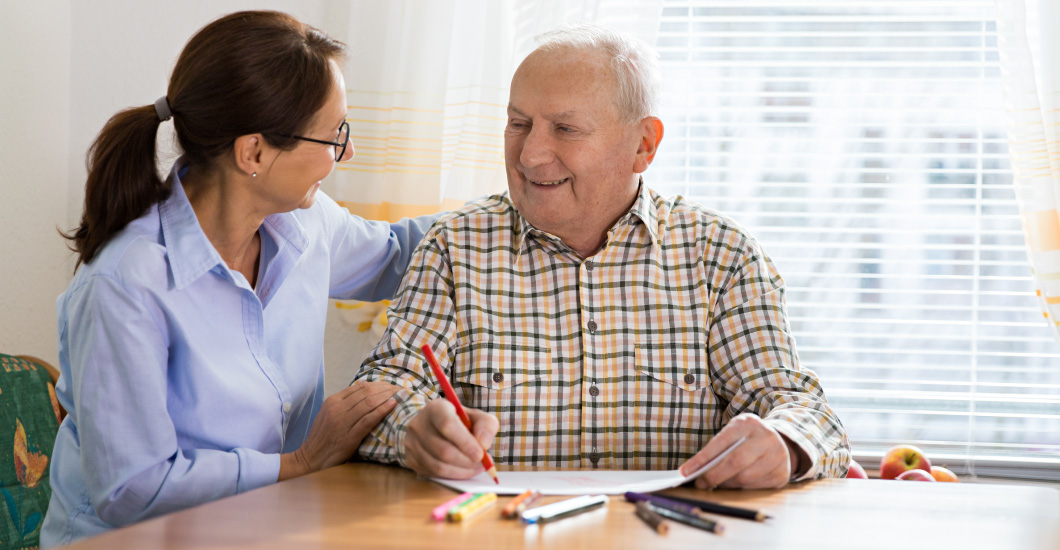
[41,159,437,547]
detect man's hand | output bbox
[279,381,399,481]
[679,413,800,490]
[404,399,499,479]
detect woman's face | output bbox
[258,59,353,212]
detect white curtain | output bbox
[325,0,663,333]
[995,0,1060,344]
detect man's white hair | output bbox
[534,23,661,125]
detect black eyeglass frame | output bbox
[276,121,350,161]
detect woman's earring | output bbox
[252,172,257,178]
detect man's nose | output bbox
[519,125,554,168]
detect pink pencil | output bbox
[431,492,474,521]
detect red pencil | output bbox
[420,344,499,484]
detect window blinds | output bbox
[649,0,1060,479]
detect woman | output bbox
[42,11,433,547]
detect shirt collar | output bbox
[514,178,660,254]
[623,179,661,246]
[159,159,226,290]
[158,158,309,290]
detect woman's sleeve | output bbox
[64,274,280,528]
[354,231,459,466]
[321,194,441,301]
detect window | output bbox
[651,0,1060,479]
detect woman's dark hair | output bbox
[64,10,347,268]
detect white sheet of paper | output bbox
[429,469,687,495]
[429,436,747,495]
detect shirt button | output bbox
[684,373,696,385]
[493,372,504,383]
[589,385,600,397]
[587,320,598,333]
[283,402,292,413]
[589,451,601,464]
[584,260,595,271]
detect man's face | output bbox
[504,48,645,251]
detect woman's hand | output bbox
[279,380,399,481]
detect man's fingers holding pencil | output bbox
[405,399,498,479]
[406,405,479,478]
[466,408,499,451]
[430,400,487,461]
[405,436,481,480]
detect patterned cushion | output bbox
[0,355,61,550]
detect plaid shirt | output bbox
[356,183,849,478]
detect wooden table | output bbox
[64,463,1060,549]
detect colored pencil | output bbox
[502,490,540,519]
[533,495,609,525]
[624,492,705,519]
[520,495,606,524]
[431,492,473,521]
[641,501,725,535]
[659,494,771,522]
[448,493,498,522]
[635,501,670,535]
[515,491,543,516]
[421,344,499,484]
[446,493,489,521]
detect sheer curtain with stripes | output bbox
[647,0,1060,479]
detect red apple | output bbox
[879,444,932,480]
[896,469,936,482]
[846,460,868,479]
[930,466,959,482]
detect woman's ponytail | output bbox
[64,105,169,268]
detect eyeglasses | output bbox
[277,121,350,162]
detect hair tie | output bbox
[154,96,172,122]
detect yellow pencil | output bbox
[448,492,498,522]
[446,493,488,520]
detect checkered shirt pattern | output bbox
[355,183,850,479]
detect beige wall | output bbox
[0,3,74,363]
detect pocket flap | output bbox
[635,340,707,391]
[454,340,552,391]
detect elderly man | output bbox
[355,24,849,489]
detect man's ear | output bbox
[232,134,265,178]
[632,117,664,174]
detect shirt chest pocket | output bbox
[454,340,554,464]
[631,339,716,465]
[635,340,709,391]
[454,340,552,398]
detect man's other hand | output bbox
[678,412,801,490]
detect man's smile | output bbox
[530,177,570,186]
